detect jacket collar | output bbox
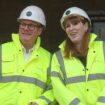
[12,33,41,53]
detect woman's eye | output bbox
[65,24,70,28]
[72,21,79,25]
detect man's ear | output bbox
[38,27,43,36]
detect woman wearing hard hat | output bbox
[51,7,105,105]
[1,5,55,105]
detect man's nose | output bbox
[24,25,29,30]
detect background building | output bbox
[0,0,105,52]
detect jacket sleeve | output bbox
[97,86,105,105]
[97,53,105,105]
[33,89,55,105]
[32,79,56,105]
[30,54,56,105]
[51,53,86,105]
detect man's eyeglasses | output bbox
[19,22,41,31]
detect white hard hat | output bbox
[17,5,46,27]
[60,7,91,30]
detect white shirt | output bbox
[22,46,35,63]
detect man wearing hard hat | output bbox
[51,6,105,105]
[1,5,54,105]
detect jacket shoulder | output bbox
[2,41,15,55]
[2,41,13,47]
[39,47,51,56]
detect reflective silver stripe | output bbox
[46,85,52,90]
[46,55,52,91]
[66,76,86,84]
[98,96,105,103]
[0,76,46,89]
[51,71,59,77]
[47,55,52,78]
[88,73,105,80]
[47,54,52,77]
[53,73,105,85]
[40,96,51,104]
[55,51,67,83]
[69,98,80,105]
[51,71,64,83]
[0,45,1,79]
[66,73,105,85]
[103,41,105,59]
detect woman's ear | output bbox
[84,22,88,31]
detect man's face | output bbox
[19,19,42,44]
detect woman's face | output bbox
[65,17,88,44]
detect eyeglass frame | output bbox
[19,22,42,31]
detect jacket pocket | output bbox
[2,55,16,75]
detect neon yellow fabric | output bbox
[1,33,54,105]
[51,33,105,105]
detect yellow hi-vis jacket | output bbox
[0,33,54,105]
[51,33,105,105]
